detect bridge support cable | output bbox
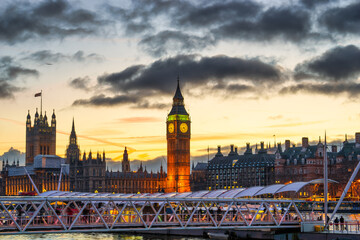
[327,159,360,229]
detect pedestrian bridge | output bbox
[0,180,340,235]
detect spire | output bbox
[72,118,75,132]
[69,118,77,145]
[174,75,184,101]
[168,76,188,116]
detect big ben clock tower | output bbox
[166,78,191,193]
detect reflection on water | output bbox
[0,233,206,240]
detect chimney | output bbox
[302,137,309,148]
[246,143,250,150]
[332,145,337,153]
[260,142,264,150]
[217,146,221,153]
[356,132,360,144]
[234,147,238,154]
[230,144,234,153]
[285,140,290,150]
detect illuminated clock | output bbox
[168,123,174,133]
[180,123,188,133]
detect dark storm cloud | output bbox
[0,0,106,44]
[279,82,360,97]
[23,50,104,64]
[68,77,91,91]
[98,54,283,94]
[139,31,216,57]
[320,2,360,34]
[294,45,360,81]
[214,7,313,42]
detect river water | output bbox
[0,233,206,240]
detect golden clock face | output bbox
[180,123,188,133]
[168,123,174,133]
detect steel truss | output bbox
[0,196,316,234]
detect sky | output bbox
[1,0,360,167]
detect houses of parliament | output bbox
[0,81,191,195]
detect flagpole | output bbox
[40,90,42,115]
[324,131,328,227]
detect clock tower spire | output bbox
[166,77,191,193]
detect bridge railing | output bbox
[0,196,316,234]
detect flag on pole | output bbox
[34,92,41,97]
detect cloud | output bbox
[118,117,161,123]
[68,76,91,91]
[105,0,191,35]
[98,54,283,94]
[0,0,106,44]
[213,6,313,42]
[294,45,360,81]
[268,115,283,120]
[0,56,38,99]
[23,50,104,64]
[264,120,325,128]
[0,147,25,166]
[72,94,140,107]
[320,2,360,34]
[174,1,261,28]
[300,0,335,8]
[139,31,216,57]
[279,82,360,98]
[72,54,283,108]
[0,81,22,99]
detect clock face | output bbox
[180,123,188,133]
[168,123,174,133]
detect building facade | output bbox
[1,155,69,196]
[207,143,275,190]
[26,109,56,165]
[275,135,360,198]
